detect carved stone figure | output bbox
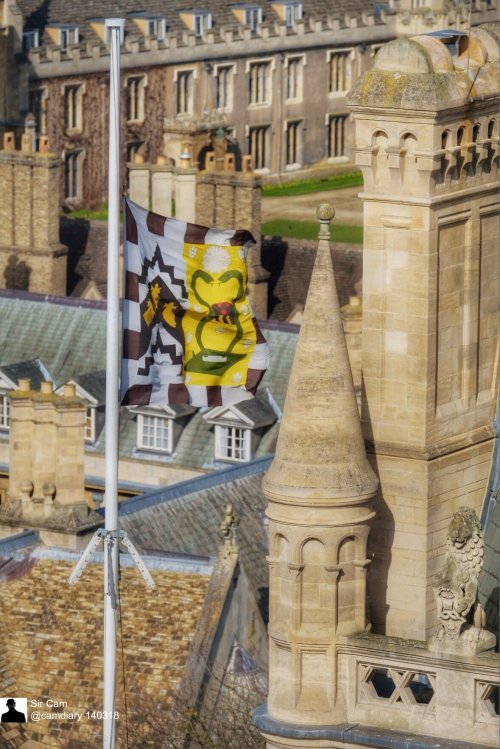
[431,507,496,654]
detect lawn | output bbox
[262,219,363,244]
[262,171,363,197]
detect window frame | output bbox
[137,413,174,454]
[214,64,235,111]
[175,69,195,115]
[23,30,40,52]
[0,392,10,431]
[327,49,354,95]
[214,425,251,462]
[247,58,274,106]
[126,75,147,123]
[64,150,84,200]
[328,113,349,159]
[59,26,79,51]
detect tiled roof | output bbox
[18,0,381,43]
[0,554,210,748]
[117,457,271,598]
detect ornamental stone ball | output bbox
[317,202,335,222]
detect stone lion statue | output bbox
[432,507,495,654]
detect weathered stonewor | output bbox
[261,204,378,728]
[0,132,68,295]
[2,379,101,548]
[349,23,500,642]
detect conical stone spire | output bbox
[263,203,378,503]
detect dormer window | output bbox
[245,6,263,30]
[285,2,302,26]
[148,18,166,40]
[23,30,39,52]
[272,2,302,27]
[194,11,212,37]
[0,393,9,431]
[133,403,196,456]
[59,26,79,51]
[215,426,251,462]
[203,392,278,464]
[85,407,96,443]
[138,413,173,453]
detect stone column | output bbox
[128,157,150,209]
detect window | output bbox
[193,11,212,37]
[245,7,263,30]
[65,85,83,131]
[329,51,352,93]
[85,407,96,443]
[59,26,79,51]
[148,18,166,39]
[285,2,302,26]
[127,76,146,122]
[177,71,194,115]
[249,62,270,105]
[216,66,233,110]
[23,30,39,52]
[137,414,173,453]
[286,121,301,165]
[328,115,348,158]
[286,57,303,100]
[0,394,9,431]
[249,125,269,169]
[65,151,83,199]
[29,87,48,134]
[215,426,251,462]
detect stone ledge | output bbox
[253,704,494,748]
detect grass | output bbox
[262,171,363,197]
[62,206,110,221]
[262,219,363,244]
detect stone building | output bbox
[254,20,500,749]
[13,0,497,209]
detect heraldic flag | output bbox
[121,198,269,408]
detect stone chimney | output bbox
[2,379,101,548]
[0,130,68,295]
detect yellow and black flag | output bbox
[121,198,269,407]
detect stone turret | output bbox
[261,204,378,730]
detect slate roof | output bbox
[18,0,385,43]
[0,358,52,390]
[116,457,271,606]
[0,290,298,470]
[0,551,211,748]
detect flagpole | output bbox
[104,17,125,749]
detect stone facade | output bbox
[14,0,497,208]
[255,21,500,749]
[349,22,500,641]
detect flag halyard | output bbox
[121,199,269,408]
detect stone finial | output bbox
[317,202,335,239]
[220,504,239,548]
[20,480,34,501]
[38,136,51,154]
[133,153,145,164]
[42,482,56,505]
[156,155,167,166]
[18,378,31,391]
[63,383,76,398]
[3,132,15,151]
[262,202,378,503]
[40,381,53,394]
[21,133,33,154]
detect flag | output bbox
[121,198,269,408]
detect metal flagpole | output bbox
[103,17,125,749]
